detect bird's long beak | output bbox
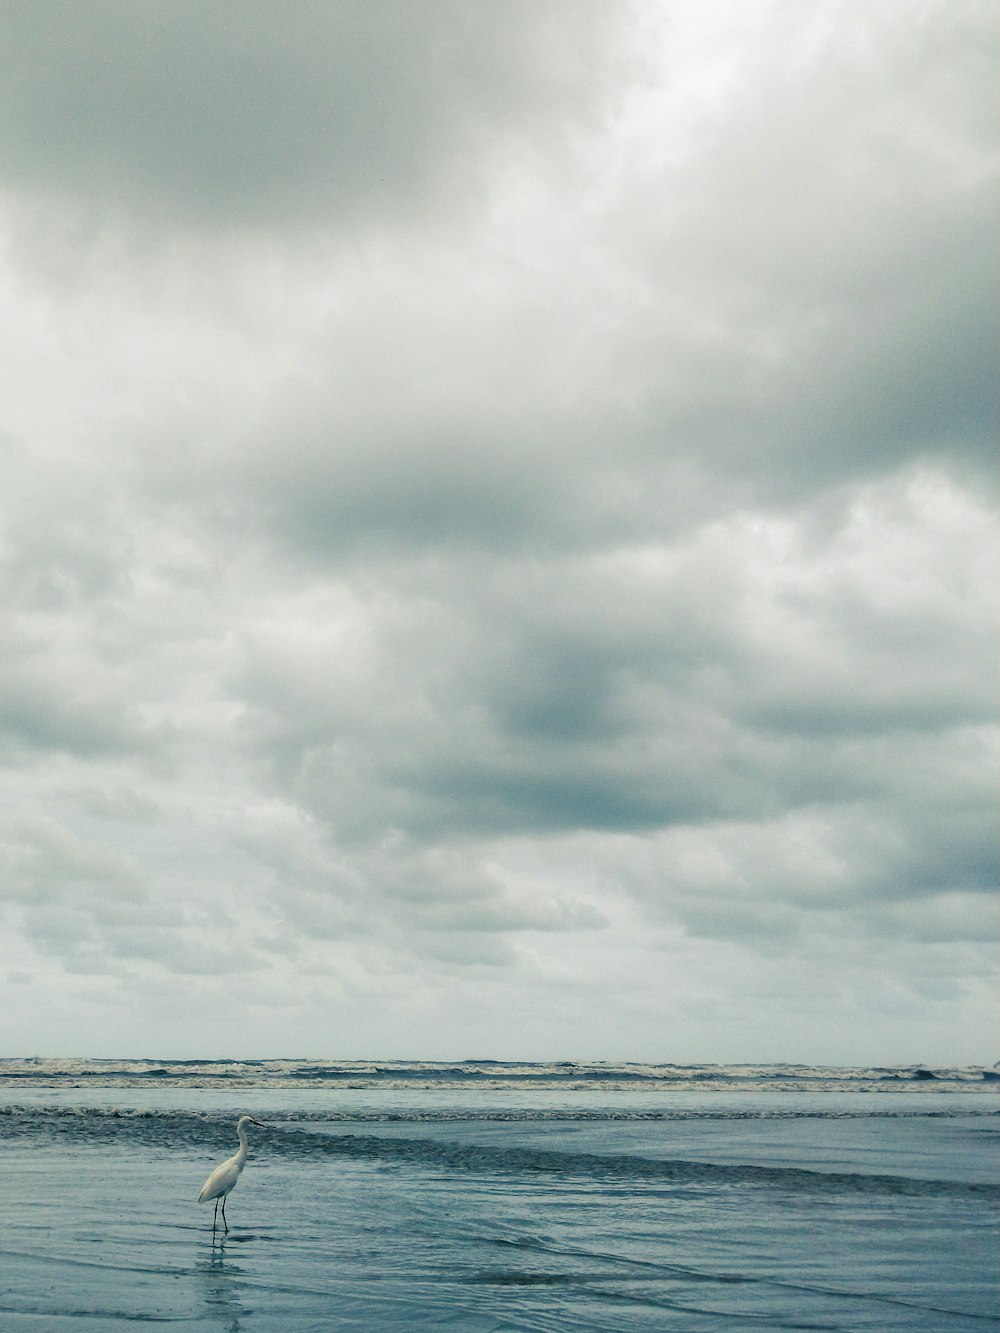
[250,1118,267,1127]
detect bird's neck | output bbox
[236,1124,249,1160]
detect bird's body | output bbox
[198,1115,266,1232]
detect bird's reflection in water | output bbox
[196,1234,253,1333]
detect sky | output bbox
[0,1,996,1064]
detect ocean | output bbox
[1,1060,996,1330]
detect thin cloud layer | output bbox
[0,0,996,1061]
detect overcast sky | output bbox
[0,1,996,1064]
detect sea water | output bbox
[0,1060,996,1330]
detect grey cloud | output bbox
[1,811,171,973]
[858,895,996,945]
[416,933,519,968]
[0,812,147,905]
[614,724,997,950]
[0,0,995,1059]
[0,630,149,760]
[82,0,990,581]
[234,466,996,852]
[367,842,608,935]
[67,785,159,822]
[0,809,277,979]
[0,0,636,231]
[614,1,998,496]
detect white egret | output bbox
[197,1115,266,1232]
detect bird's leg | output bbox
[212,1198,220,1230]
[221,1197,229,1234]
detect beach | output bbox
[1,1062,997,1330]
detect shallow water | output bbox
[0,1070,997,1329]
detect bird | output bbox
[197,1115,266,1233]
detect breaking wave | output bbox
[2,1057,996,1092]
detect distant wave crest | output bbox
[1,1058,997,1092]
